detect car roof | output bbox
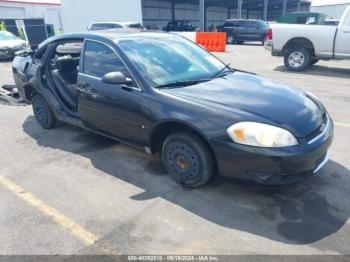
[90,21,140,25]
[225,19,266,22]
[40,31,178,47]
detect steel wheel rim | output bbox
[288,51,305,68]
[166,142,200,182]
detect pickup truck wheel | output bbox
[284,47,311,71]
[162,132,213,188]
[32,94,57,129]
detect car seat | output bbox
[51,56,79,110]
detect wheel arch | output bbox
[149,119,219,172]
[282,37,315,56]
[24,84,40,102]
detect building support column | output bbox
[263,0,268,21]
[237,0,242,19]
[171,1,175,22]
[227,7,231,19]
[282,0,287,16]
[199,0,205,31]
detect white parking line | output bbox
[334,122,350,128]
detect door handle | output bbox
[77,83,90,92]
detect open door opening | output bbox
[44,41,83,115]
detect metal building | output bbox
[142,0,311,31]
[0,0,62,33]
[61,0,311,33]
[311,0,350,19]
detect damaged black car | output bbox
[12,32,333,187]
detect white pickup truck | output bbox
[265,6,350,71]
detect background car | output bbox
[219,19,268,45]
[163,20,196,32]
[0,31,26,59]
[87,21,144,31]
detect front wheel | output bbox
[162,132,214,188]
[32,94,57,129]
[284,46,311,71]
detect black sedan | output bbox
[12,32,333,187]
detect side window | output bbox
[223,21,233,27]
[113,24,123,28]
[237,21,246,27]
[247,21,257,29]
[128,23,142,29]
[83,41,128,78]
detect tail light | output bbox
[267,28,272,40]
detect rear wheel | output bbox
[162,132,213,188]
[284,46,311,71]
[32,94,57,129]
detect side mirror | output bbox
[102,71,132,85]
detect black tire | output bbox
[284,46,311,72]
[237,41,244,45]
[162,132,214,188]
[32,94,57,129]
[310,59,319,65]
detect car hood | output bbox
[161,72,324,138]
[0,39,26,48]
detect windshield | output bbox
[118,35,226,86]
[0,31,19,41]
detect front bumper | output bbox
[264,41,272,51]
[0,47,24,59]
[210,120,334,185]
[264,41,282,56]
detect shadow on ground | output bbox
[274,64,350,79]
[22,116,350,250]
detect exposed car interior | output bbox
[47,41,83,112]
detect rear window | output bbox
[128,23,143,29]
[237,21,247,27]
[90,23,122,30]
[259,21,268,28]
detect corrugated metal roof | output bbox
[311,0,350,7]
[0,0,60,5]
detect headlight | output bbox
[227,122,298,147]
